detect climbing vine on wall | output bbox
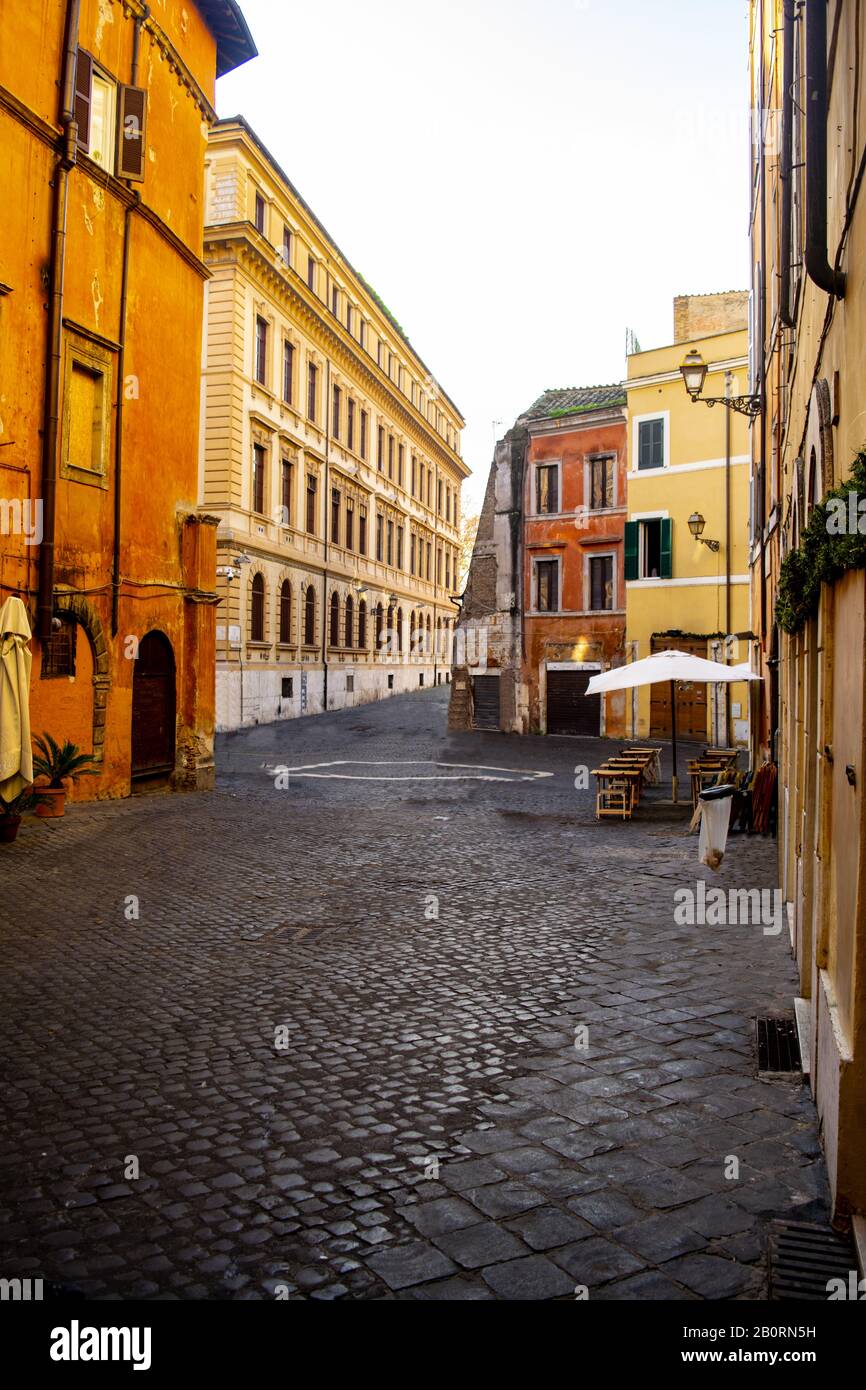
[775,452,866,634]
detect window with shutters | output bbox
[279,581,292,644]
[344,595,354,648]
[255,316,267,385]
[358,505,367,555]
[280,458,292,525]
[282,340,294,404]
[347,398,355,452]
[332,384,341,439]
[331,487,341,543]
[254,192,266,234]
[329,592,340,647]
[358,599,367,648]
[637,416,666,470]
[250,573,265,642]
[589,554,614,610]
[533,557,559,612]
[307,362,317,421]
[360,409,368,458]
[589,455,615,509]
[77,55,117,174]
[304,587,316,645]
[625,517,672,580]
[252,443,266,514]
[535,463,559,514]
[345,497,354,551]
[306,474,317,534]
[116,83,146,181]
[376,512,383,562]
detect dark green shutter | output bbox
[660,517,673,578]
[624,521,639,580]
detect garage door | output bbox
[472,675,501,730]
[546,669,600,736]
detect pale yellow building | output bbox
[200,118,468,727]
[625,295,752,746]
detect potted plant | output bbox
[32,734,96,817]
[0,787,43,843]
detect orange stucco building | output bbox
[0,0,255,798]
[521,387,628,736]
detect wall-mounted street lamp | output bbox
[688,511,721,553]
[352,580,367,598]
[679,349,761,419]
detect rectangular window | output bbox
[426,471,432,508]
[252,442,266,514]
[534,558,559,612]
[446,489,452,523]
[282,225,292,266]
[332,384,341,439]
[331,284,339,317]
[280,458,292,524]
[589,555,614,610]
[376,512,384,562]
[426,541,431,581]
[445,551,451,588]
[638,418,665,470]
[331,487,341,543]
[282,676,294,698]
[536,464,559,514]
[360,320,367,351]
[590,455,614,509]
[359,506,367,555]
[411,456,417,496]
[87,67,117,173]
[377,426,384,472]
[255,316,267,386]
[360,409,368,458]
[386,518,394,566]
[396,525,404,570]
[436,546,442,585]
[347,398,355,452]
[398,444,405,488]
[346,304,353,336]
[282,340,294,404]
[63,350,110,486]
[410,532,416,573]
[625,517,672,580]
[307,362,317,421]
[116,83,146,181]
[254,192,266,234]
[345,497,354,551]
[307,255,316,291]
[40,619,76,678]
[437,479,443,515]
[306,475,317,534]
[388,435,394,479]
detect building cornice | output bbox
[626,356,749,392]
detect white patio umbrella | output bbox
[0,595,34,803]
[585,649,760,802]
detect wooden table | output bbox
[591,765,642,819]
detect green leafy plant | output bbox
[32,734,97,788]
[775,451,866,634]
[0,787,43,817]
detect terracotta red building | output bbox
[449,384,628,736]
[521,386,628,735]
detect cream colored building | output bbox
[200,118,468,727]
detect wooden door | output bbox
[649,636,707,739]
[131,631,176,778]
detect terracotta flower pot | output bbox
[36,786,66,818]
[0,816,22,842]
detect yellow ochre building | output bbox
[625,294,752,747]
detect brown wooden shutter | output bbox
[74,50,93,150]
[116,84,147,182]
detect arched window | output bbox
[304,587,315,646]
[329,591,340,647]
[396,608,404,653]
[426,614,432,652]
[386,604,395,653]
[279,580,292,644]
[344,594,354,648]
[250,573,265,642]
[375,602,384,650]
[358,599,367,649]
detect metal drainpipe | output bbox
[111,5,148,636]
[38,0,81,640]
[804,0,846,297]
[780,0,797,327]
[320,358,331,712]
[725,371,732,747]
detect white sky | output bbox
[216,0,751,514]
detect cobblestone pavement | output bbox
[0,688,829,1300]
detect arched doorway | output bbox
[131,631,176,781]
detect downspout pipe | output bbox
[779,0,796,327]
[38,0,81,640]
[805,0,846,298]
[111,5,148,635]
[321,359,331,712]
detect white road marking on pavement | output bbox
[260,759,554,783]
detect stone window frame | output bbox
[60,327,114,490]
[584,451,619,512]
[530,553,562,614]
[584,548,618,612]
[531,458,562,517]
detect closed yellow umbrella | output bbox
[0,595,34,803]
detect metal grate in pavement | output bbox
[756,1015,802,1074]
[768,1220,856,1300]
